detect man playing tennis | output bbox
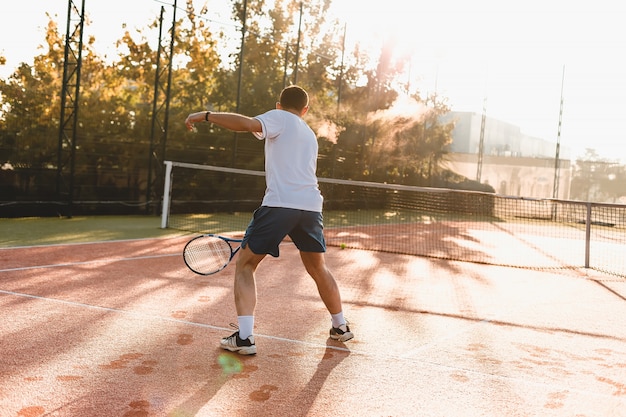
[184,85,353,355]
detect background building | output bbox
[443,111,572,199]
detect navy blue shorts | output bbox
[241,206,326,257]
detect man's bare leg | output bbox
[299,251,353,341]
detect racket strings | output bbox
[184,236,233,274]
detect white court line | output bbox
[0,288,340,352]
[0,234,190,250]
[0,288,620,401]
[0,253,180,273]
[0,287,230,331]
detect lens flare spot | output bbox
[217,353,243,375]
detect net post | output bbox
[161,160,173,229]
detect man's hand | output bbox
[184,111,207,132]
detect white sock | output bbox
[237,316,254,340]
[331,312,346,328]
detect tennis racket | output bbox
[183,234,242,275]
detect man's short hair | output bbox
[279,85,309,111]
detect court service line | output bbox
[0,288,619,401]
[0,288,347,354]
[0,288,231,331]
[0,253,180,273]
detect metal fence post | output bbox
[585,202,592,268]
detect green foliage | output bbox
[0,0,465,210]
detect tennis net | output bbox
[161,161,626,278]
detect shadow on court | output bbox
[0,236,625,416]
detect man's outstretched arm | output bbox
[185,111,262,133]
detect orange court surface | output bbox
[1,235,625,417]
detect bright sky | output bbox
[2,0,626,163]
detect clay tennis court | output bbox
[1,235,625,416]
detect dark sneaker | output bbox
[330,323,354,342]
[220,331,257,355]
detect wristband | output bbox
[205,111,211,122]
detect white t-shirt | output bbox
[252,109,323,212]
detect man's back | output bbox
[254,109,323,212]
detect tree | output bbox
[0,18,66,196]
[0,0,462,212]
[570,149,625,202]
